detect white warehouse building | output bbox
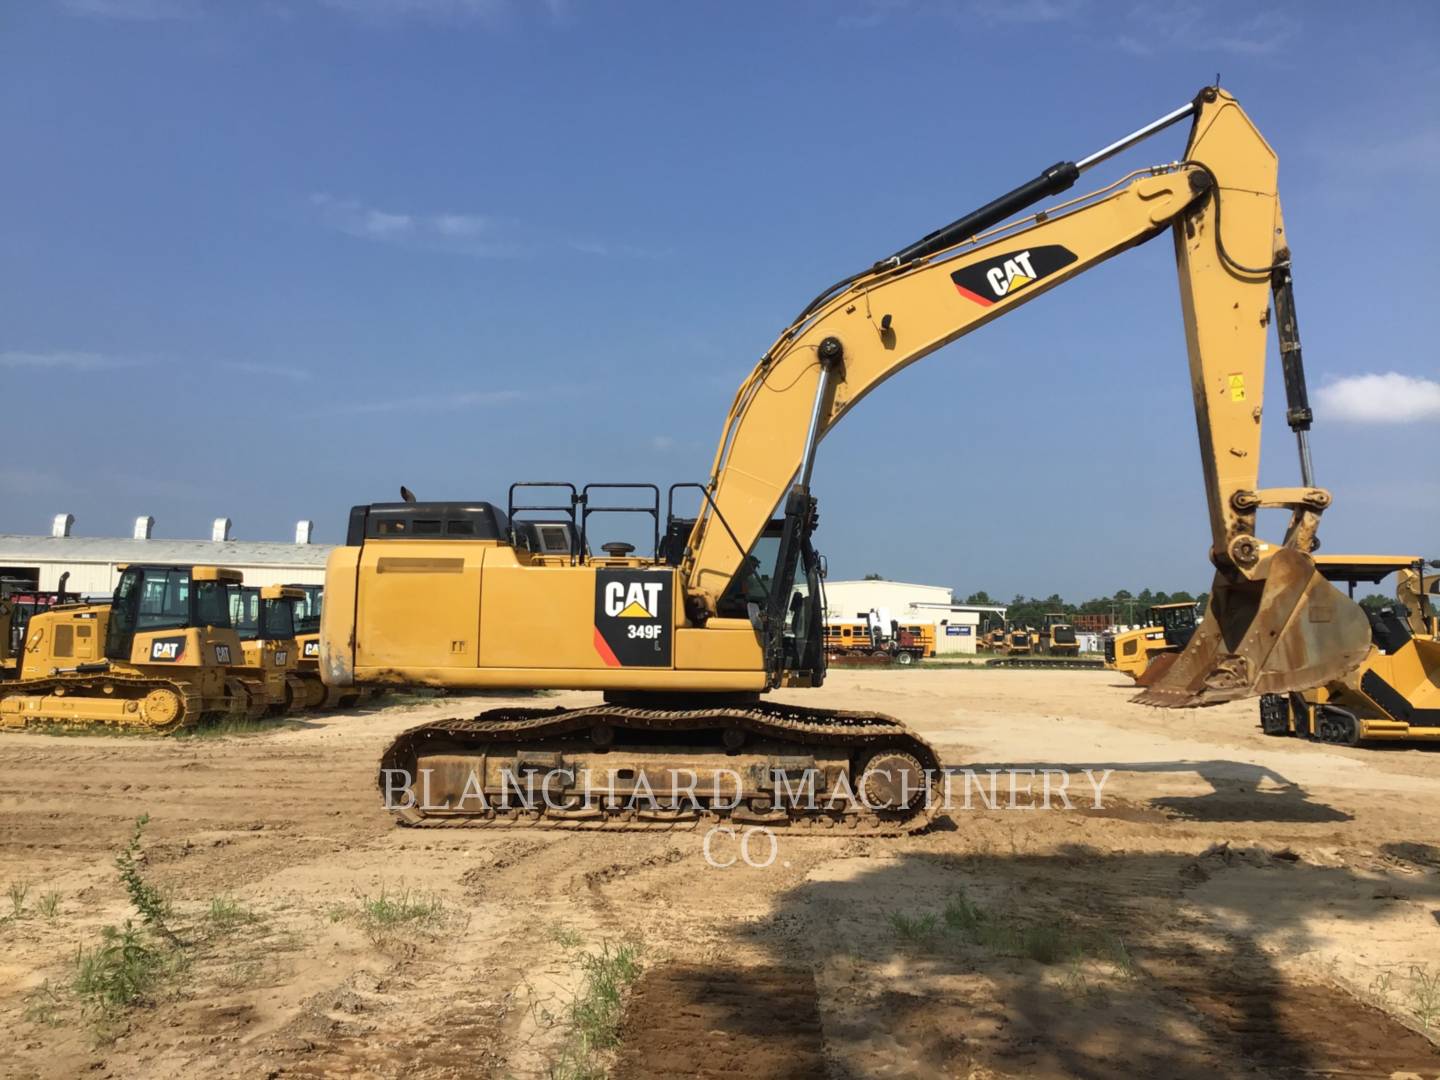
[823,579,1003,655]
[0,514,331,597]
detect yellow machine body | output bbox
[230,584,310,714]
[322,88,1374,831]
[285,583,355,709]
[0,566,249,733]
[1261,555,1440,745]
[1042,614,1079,657]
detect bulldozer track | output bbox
[0,671,209,734]
[379,701,945,836]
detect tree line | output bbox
[955,588,1206,630]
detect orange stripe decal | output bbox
[593,626,621,667]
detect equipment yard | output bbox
[3,668,1437,1079]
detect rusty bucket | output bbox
[1134,547,1372,708]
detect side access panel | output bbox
[354,542,485,671]
[478,563,678,672]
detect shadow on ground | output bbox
[964,757,1353,823]
[619,846,1440,1079]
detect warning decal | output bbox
[594,569,672,667]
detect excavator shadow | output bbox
[621,849,1440,1078]
[960,758,1351,824]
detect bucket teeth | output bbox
[1134,547,1372,708]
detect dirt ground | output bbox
[2,668,1439,1079]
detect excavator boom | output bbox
[680,86,1369,706]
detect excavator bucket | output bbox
[1134,547,1372,708]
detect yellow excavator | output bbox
[321,86,1371,831]
[1260,555,1440,744]
[0,565,255,732]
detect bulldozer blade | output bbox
[1133,547,1372,708]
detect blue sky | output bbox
[3,0,1437,599]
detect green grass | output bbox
[890,889,1120,970]
[1410,965,1439,1032]
[205,896,259,932]
[547,941,644,1080]
[37,890,61,920]
[889,911,939,942]
[72,922,173,1016]
[8,880,29,918]
[358,886,447,929]
[550,923,585,949]
[115,815,176,944]
[174,715,303,740]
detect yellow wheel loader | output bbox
[1104,602,1200,681]
[1260,556,1440,745]
[228,584,311,715]
[322,87,1371,832]
[0,565,255,733]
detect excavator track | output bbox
[0,672,211,734]
[378,701,945,835]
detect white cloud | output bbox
[220,360,313,383]
[59,0,198,18]
[433,213,491,238]
[310,193,520,256]
[1315,372,1440,424]
[326,389,525,415]
[966,0,1082,25]
[1114,4,1296,56]
[650,435,676,453]
[315,0,506,20]
[0,351,139,372]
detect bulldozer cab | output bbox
[1149,602,1199,650]
[229,585,301,643]
[105,565,238,663]
[287,584,324,635]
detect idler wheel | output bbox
[858,751,928,810]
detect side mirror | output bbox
[817,555,829,580]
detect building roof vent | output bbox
[133,516,155,540]
[295,519,314,545]
[212,517,233,542]
[51,513,75,538]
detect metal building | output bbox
[0,514,330,597]
[823,580,1004,655]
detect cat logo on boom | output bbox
[951,244,1078,307]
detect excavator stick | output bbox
[1134,548,1372,707]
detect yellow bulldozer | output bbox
[320,87,1372,832]
[228,584,322,714]
[1260,555,1440,745]
[0,564,257,732]
[1040,613,1079,657]
[284,582,362,708]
